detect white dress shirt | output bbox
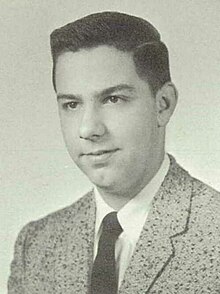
[93,154,170,287]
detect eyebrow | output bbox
[99,84,135,96]
[57,93,79,101]
[57,84,135,101]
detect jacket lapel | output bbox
[119,155,193,293]
[53,191,96,294]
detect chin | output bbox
[87,170,115,189]
[90,176,113,189]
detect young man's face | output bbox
[55,46,163,198]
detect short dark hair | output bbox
[50,11,171,95]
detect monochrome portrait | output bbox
[1,1,220,293]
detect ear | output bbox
[155,82,178,127]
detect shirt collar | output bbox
[94,154,170,243]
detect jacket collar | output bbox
[119,154,193,293]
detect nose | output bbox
[79,105,106,141]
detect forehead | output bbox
[55,46,146,94]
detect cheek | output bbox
[60,118,79,149]
[119,113,156,148]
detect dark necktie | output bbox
[90,212,123,294]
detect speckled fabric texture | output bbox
[8,155,220,293]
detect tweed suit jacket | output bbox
[8,156,220,293]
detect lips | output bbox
[87,149,118,156]
[82,148,119,156]
[81,148,119,163]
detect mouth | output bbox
[85,149,119,156]
[81,148,120,163]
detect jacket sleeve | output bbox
[8,222,33,294]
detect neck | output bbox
[95,189,132,211]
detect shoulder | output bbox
[190,177,220,225]
[192,176,220,202]
[8,190,95,291]
[16,190,95,246]
[169,154,220,204]
[168,154,220,224]
[178,161,220,228]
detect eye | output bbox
[63,101,79,110]
[105,95,121,104]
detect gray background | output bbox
[1,0,220,293]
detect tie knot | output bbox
[102,212,123,237]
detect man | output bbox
[8,11,220,294]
